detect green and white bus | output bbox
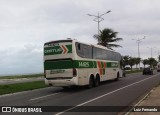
[44,39,122,88]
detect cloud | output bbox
[0,44,43,75]
[0,0,160,74]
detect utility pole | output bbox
[87,10,111,36]
[132,36,145,69]
[147,47,156,58]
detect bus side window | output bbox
[83,45,92,58]
[88,46,92,59]
[76,43,84,57]
[76,42,92,58]
[93,47,98,59]
[83,45,87,58]
[78,43,81,50]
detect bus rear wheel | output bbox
[95,76,100,87]
[88,77,94,88]
[62,86,69,89]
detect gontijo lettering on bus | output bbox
[44,44,72,55]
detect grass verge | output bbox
[0,73,44,79]
[0,81,48,95]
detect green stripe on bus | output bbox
[66,45,72,53]
[107,62,118,68]
[44,60,118,70]
[74,60,97,68]
[44,60,73,70]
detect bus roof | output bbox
[73,39,119,54]
[44,39,72,45]
[44,38,120,54]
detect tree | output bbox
[153,59,158,67]
[142,59,149,68]
[135,57,141,69]
[128,57,136,71]
[121,55,129,69]
[158,55,160,62]
[148,57,157,68]
[93,28,123,49]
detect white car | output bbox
[119,70,126,77]
[157,62,160,72]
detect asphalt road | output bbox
[0,72,160,115]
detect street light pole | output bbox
[132,36,145,69]
[138,40,140,58]
[98,12,100,35]
[147,47,156,58]
[151,48,152,57]
[87,10,111,36]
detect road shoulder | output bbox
[129,84,160,115]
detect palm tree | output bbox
[93,28,123,49]
[135,57,141,69]
[148,57,157,68]
[142,59,149,68]
[153,59,158,67]
[158,55,160,62]
[128,57,136,71]
[122,55,129,69]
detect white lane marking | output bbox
[55,74,158,115]
[30,92,60,101]
[125,93,150,115]
[125,73,160,115]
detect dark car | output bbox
[143,68,153,75]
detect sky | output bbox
[0,0,160,75]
